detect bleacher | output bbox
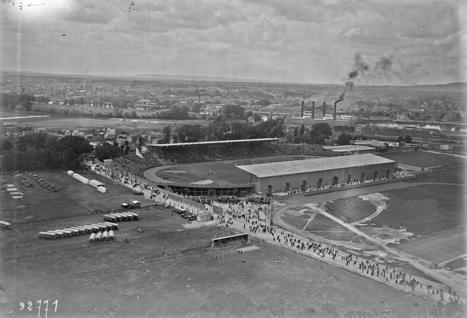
[155,142,282,164]
[113,152,162,176]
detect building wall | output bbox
[252,162,396,194]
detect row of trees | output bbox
[95,142,129,161]
[160,119,284,143]
[289,123,333,145]
[1,93,35,111]
[0,133,92,171]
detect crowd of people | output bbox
[85,161,462,306]
[211,198,462,305]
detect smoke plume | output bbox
[335,53,395,108]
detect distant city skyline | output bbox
[1,0,466,85]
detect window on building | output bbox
[332,176,339,185]
[317,178,323,188]
[301,180,307,192]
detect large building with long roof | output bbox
[237,154,396,194]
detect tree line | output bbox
[159,119,284,143]
[0,133,93,171]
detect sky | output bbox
[1,0,466,85]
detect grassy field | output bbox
[374,184,464,235]
[1,171,458,317]
[325,197,376,223]
[399,225,466,264]
[380,151,465,168]
[0,171,154,223]
[1,215,446,318]
[0,113,208,131]
[304,213,360,241]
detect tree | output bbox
[337,133,353,145]
[161,126,171,143]
[404,135,412,143]
[192,103,202,113]
[176,124,204,142]
[221,104,245,119]
[96,143,121,161]
[0,133,92,171]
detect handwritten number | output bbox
[53,299,58,312]
[27,300,33,311]
[43,299,49,318]
[36,299,41,318]
[19,302,25,311]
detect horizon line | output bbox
[1,69,465,87]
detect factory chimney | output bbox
[301,100,304,118]
[322,101,326,117]
[311,101,315,119]
[333,101,338,120]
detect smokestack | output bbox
[301,100,304,118]
[333,101,338,120]
[322,101,326,118]
[311,101,315,119]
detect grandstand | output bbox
[147,138,284,164]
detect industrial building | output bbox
[237,154,396,194]
[322,145,376,155]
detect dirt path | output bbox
[350,202,388,225]
[302,208,467,297]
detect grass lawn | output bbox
[374,184,464,235]
[281,212,309,230]
[380,151,465,168]
[325,197,376,223]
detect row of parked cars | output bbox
[38,222,118,239]
[30,173,59,192]
[103,212,138,222]
[121,200,142,209]
[174,209,197,221]
[14,174,33,188]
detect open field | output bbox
[1,170,460,317]
[150,155,314,186]
[380,151,465,168]
[373,184,464,235]
[400,226,466,265]
[0,112,208,131]
[0,171,154,223]
[325,196,376,223]
[1,218,448,318]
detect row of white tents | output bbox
[38,222,118,239]
[67,170,107,193]
[5,184,23,199]
[103,212,138,222]
[89,230,114,242]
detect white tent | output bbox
[89,233,96,242]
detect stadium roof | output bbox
[322,145,375,152]
[148,138,281,147]
[236,154,396,178]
